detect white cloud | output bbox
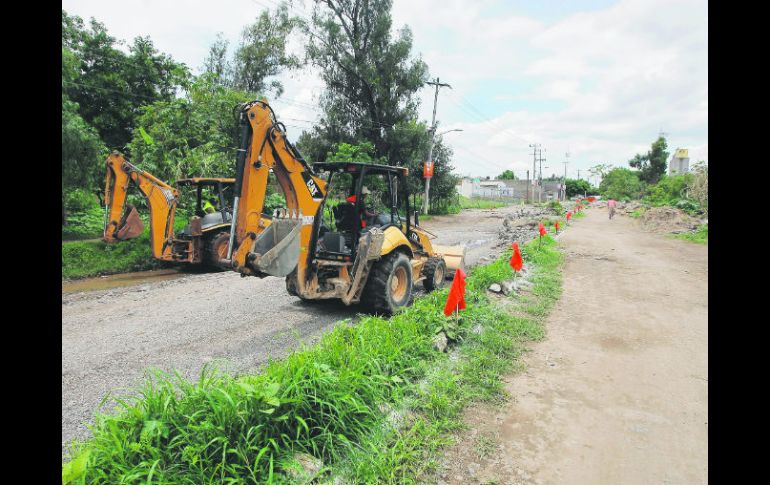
[63,0,707,178]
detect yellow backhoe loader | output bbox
[224,100,466,313]
[103,152,242,268]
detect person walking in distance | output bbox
[608,198,616,219]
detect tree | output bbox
[599,168,645,201]
[305,0,429,163]
[231,4,302,96]
[201,33,232,86]
[565,178,591,197]
[686,161,708,215]
[497,170,516,180]
[62,10,189,150]
[62,95,107,224]
[125,74,252,185]
[629,136,669,184]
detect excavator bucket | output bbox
[432,244,467,277]
[248,217,302,277]
[115,205,144,240]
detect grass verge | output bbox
[63,236,564,484]
[672,223,708,245]
[62,231,161,279]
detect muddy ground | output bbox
[436,208,708,484]
[61,204,551,454]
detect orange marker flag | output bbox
[566,211,572,221]
[538,222,547,236]
[443,268,467,317]
[510,242,523,272]
[555,221,560,233]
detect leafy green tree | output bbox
[305,0,429,162]
[629,136,669,184]
[202,33,232,85]
[62,10,189,150]
[644,174,691,206]
[231,4,302,96]
[565,178,591,197]
[62,95,107,224]
[125,74,252,184]
[497,170,516,180]
[599,168,645,201]
[686,161,708,215]
[325,141,379,163]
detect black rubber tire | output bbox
[362,252,413,314]
[422,257,447,292]
[285,267,300,297]
[285,268,316,302]
[203,231,231,270]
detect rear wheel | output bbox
[362,252,413,314]
[422,257,447,292]
[203,231,230,269]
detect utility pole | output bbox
[562,150,570,201]
[537,148,546,203]
[423,77,451,214]
[528,143,540,204]
[577,169,581,180]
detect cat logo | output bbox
[301,172,323,201]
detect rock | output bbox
[467,462,481,477]
[286,453,324,480]
[488,283,502,293]
[433,331,448,352]
[501,280,515,295]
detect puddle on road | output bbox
[62,269,189,294]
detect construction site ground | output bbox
[62,204,708,483]
[61,205,539,453]
[436,207,708,484]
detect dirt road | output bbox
[62,206,538,453]
[439,208,708,484]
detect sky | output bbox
[62,0,708,182]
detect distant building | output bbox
[669,148,690,175]
[453,177,561,201]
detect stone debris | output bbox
[488,283,502,293]
[433,331,448,352]
[286,453,324,481]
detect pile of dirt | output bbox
[495,206,555,247]
[639,207,700,234]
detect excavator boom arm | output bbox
[103,152,179,258]
[229,101,327,288]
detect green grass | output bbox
[62,230,161,279]
[673,223,708,245]
[459,196,509,210]
[63,236,564,484]
[62,206,106,241]
[629,207,647,219]
[62,212,190,280]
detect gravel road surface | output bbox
[62,205,542,454]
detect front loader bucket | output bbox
[432,244,466,277]
[248,217,302,277]
[115,205,144,240]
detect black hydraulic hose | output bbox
[227,111,253,260]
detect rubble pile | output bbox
[639,206,701,234]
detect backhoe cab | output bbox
[103,152,239,269]
[226,100,465,313]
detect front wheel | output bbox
[362,252,413,314]
[422,257,447,292]
[203,231,231,269]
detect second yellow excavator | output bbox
[224,100,466,313]
[103,152,241,268]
